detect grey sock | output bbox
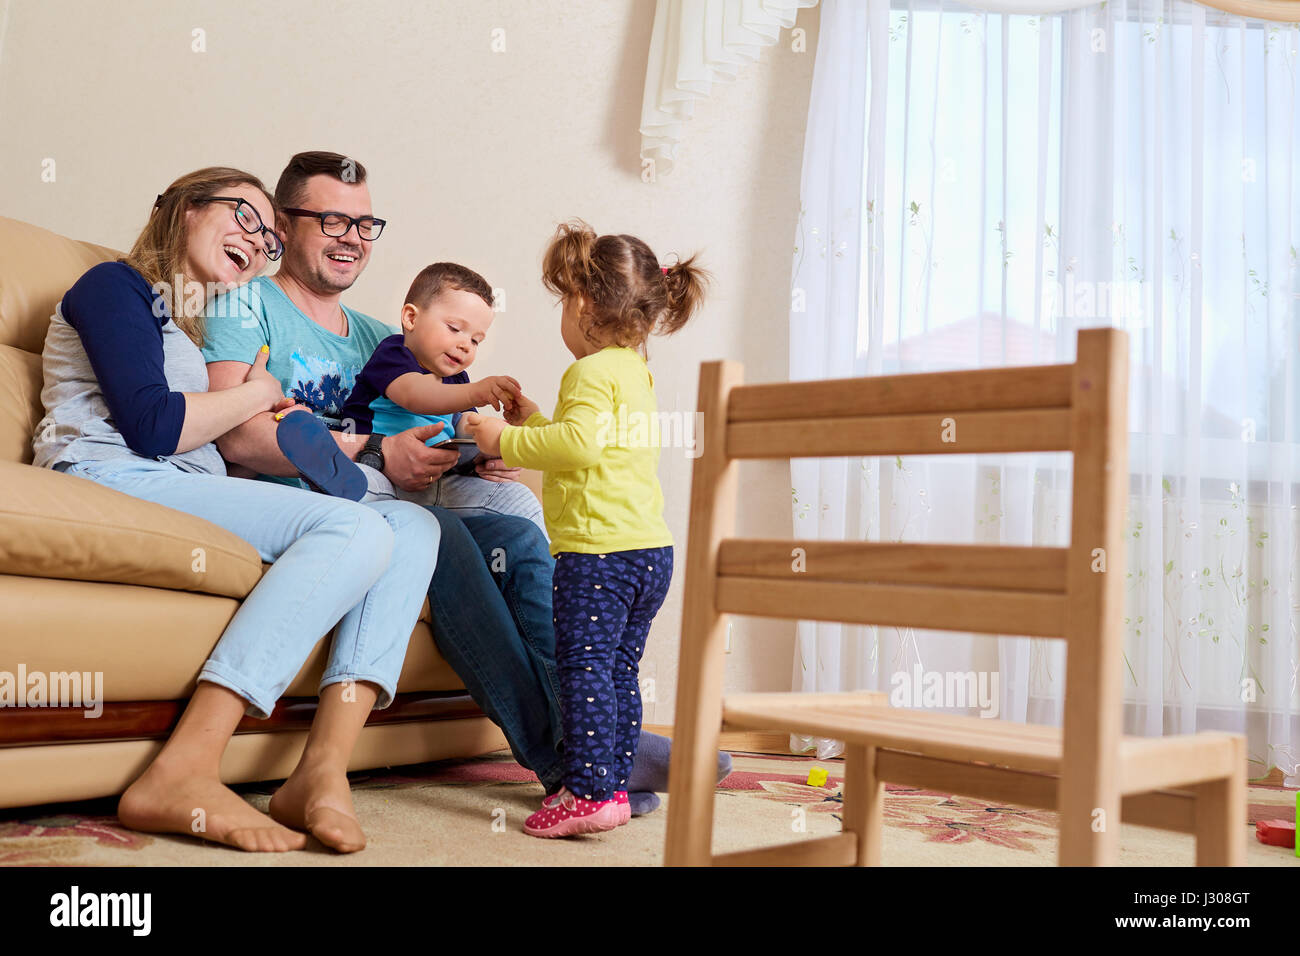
[629,791,661,817]
[627,730,734,792]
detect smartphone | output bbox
[434,436,501,475]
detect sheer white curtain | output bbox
[789,0,1300,781]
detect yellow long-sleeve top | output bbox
[499,346,673,557]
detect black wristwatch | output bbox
[357,433,386,472]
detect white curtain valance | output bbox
[639,0,818,177]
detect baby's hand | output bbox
[472,375,522,412]
[463,411,507,458]
[503,391,540,426]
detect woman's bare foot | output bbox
[268,763,366,853]
[118,760,306,853]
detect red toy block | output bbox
[1255,819,1296,848]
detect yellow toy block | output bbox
[807,767,829,788]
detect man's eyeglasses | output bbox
[281,208,387,241]
[193,197,285,261]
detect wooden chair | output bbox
[664,328,1246,866]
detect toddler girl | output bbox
[465,220,707,837]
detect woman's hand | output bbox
[463,412,507,458]
[472,375,522,411]
[271,396,314,421]
[244,345,286,410]
[503,391,540,426]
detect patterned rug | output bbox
[1,751,1295,866]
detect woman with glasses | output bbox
[32,166,440,854]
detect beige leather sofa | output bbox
[0,214,518,809]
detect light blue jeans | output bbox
[60,457,440,719]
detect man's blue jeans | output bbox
[423,507,567,792]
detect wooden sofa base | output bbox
[0,693,510,810]
[0,691,489,745]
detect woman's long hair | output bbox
[123,166,275,346]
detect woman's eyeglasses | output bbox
[194,197,285,261]
[281,208,387,241]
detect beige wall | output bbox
[0,0,818,722]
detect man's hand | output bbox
[503,390,540,426]
[463,412,507,457]
[381,422,459,492]
[473,455,521,484]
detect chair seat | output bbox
[721,691,1241,793]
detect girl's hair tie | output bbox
[661,266,669,275]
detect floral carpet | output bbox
[0,751,1294,866]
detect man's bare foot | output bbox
[118,761,306,853]
[269,764,366,853]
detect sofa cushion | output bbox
[0,215,119,354]
[0,345,41,465]
[0,460,263,599]
[0,216,119,466]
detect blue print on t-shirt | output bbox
[288,350,362,422]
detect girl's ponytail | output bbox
[542,219,599,300]
[658,254,709,336]
[540,218,710,352]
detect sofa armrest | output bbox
[0,460,263,599]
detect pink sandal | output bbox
[614,790,630,825]
[524,787,620,838]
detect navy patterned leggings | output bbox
[553,546,674,802]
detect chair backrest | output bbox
[679,328,1128,855]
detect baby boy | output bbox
[337,261,544,531]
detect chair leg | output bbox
[842,743,883,866]
[664,717,723,866]
[1057,788,1120,866]
[662,615,729,867]
[1194,739,1246,866]
[663,359,739,867]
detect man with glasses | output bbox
[201,152,723,821]
[280,206,386,242]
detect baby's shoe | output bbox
[613,790,631,825]
[275,410,367,500]
[523,787,620,838]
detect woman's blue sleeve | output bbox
[61,262,188,459]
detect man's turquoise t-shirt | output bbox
[201,276,395,487]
